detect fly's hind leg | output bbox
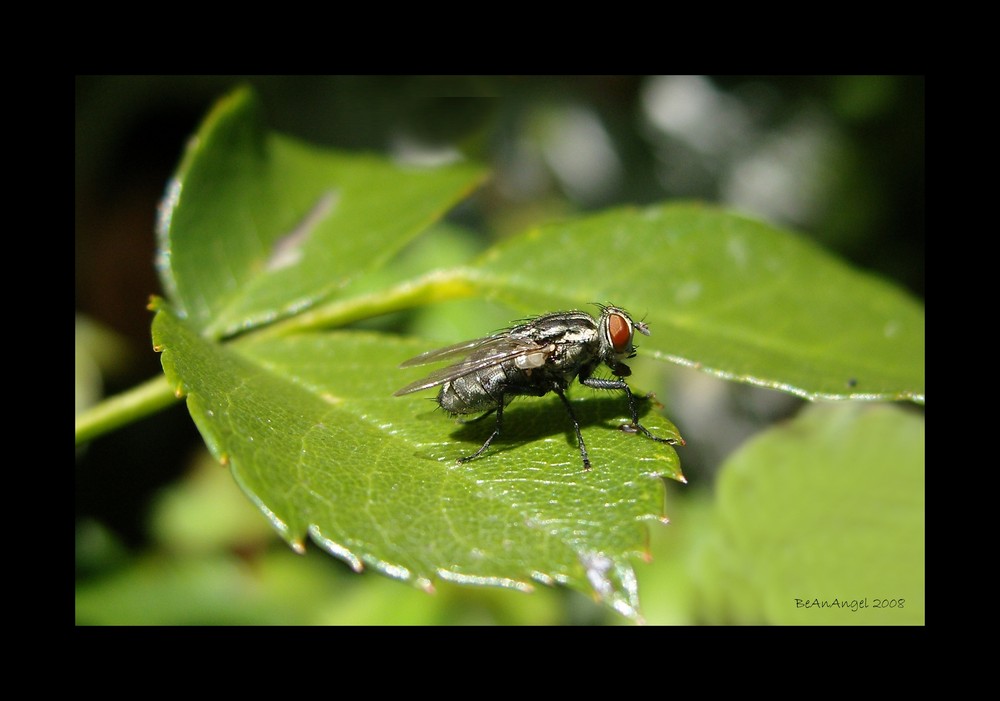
[457,398,504,463]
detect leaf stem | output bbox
[240,268,478,342]
[76,268,480,445]
[75,374,180,446]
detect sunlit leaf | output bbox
[458,204,924,403]
[156,87,486,338]
[152,301,683,619]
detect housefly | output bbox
[394,305,681,470]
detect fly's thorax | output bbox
[509,311,599,346]
[542,336,594,382]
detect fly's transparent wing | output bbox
[394,335,550,396]
[398,334,507,368]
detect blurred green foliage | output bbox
[76,76,923,625]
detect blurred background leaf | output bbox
[693,402,924,624]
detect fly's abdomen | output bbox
[437,362,521,415]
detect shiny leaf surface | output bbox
[152,302,683,618]
[460,204,924,403]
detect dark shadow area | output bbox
[447,392,667,460]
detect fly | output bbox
[394,304,681,470]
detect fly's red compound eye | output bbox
[608,313,632,353]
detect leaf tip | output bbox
[309,525,365,572]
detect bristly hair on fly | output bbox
[394,304,682,470]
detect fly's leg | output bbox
[457,399,504,463]
[554,386,591,470]
[458,408,496,424]
[580,377,680,445]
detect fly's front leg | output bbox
[457,398,504,463]
[580,376,679,445]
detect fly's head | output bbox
[596,305,649,377]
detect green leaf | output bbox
[156,87,487,338]
[696,402,924,624]
[458,204,924,403]
[152,301,683,619]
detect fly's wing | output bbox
[398,334,507,368]
[394,334,549,396]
